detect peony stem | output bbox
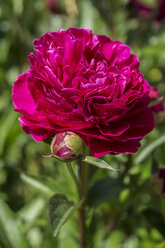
[66,161,80,189]
[78,163,88,248]
[66,161,88,248]
[78,145,90,248]
[66,144,89,248]
[78,200,87,248]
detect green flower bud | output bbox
[50,131,84,161]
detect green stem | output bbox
[78,145,90,248]
[120,154,132,180]
[66,144,90,248]
[66,162,80,190]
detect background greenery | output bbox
[0,0,165,247]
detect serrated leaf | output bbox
[82,156,119,171]
[87,177,125,206]
[0,200,29,248]
[49,194,77,237]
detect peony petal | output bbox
[64,38,83,68]
[12,73,37,113]
[67,27,92,43]
[102,41,131,65]
[99,121,130,137]
[151,101,165,113]
[87,138,141,158]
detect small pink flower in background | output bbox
[151,169,165,196]
[129,0,165,22]
[149,87,160,98]
[155,0,165,22]
[151,101,164,114]
[149,87,165,123]
[159,169,165,194]
[46,0,64,14]
[130,0,151,14]
[12,28,155,158]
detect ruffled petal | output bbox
[87,138,141,158]
[12,73,36,113]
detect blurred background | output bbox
[0,0,165,247]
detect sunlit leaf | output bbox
[0,200,29,248]
[17,197,46,224]
[82,156,119,171]
[135,134,165,164]
[0,111,17,156]
[20,173,63,197]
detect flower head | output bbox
[12,28,155,158]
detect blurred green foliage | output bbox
[0,0,165,247]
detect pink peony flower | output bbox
[12,28,155,158]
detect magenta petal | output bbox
[126,106,155,129]
[126,55,140,68]
[149,87,160,98]
[12,73,36,113]
[67,27,92,43]
[151,101,165,113]
[19,116,54,142]
[64,38,83,68]
[102,41,130,64]
[100,121,130,137]
[77,128,114,141]
[87,138,141,158]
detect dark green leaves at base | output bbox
[143,209,165,237]
[88,178,125,206]
[49,194,76,237]
[82,156,119,171]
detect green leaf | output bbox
[0,200,29,248]
[17,197,46,224]
[49,194,77,237]
[82,156,119,171]
[0,110,17,156]
[87,178,125,206]
[143,209,165,237]
[20,173,63,197]
[135,134,165,164]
